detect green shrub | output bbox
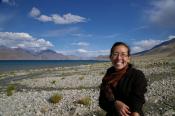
[79,76,84,80]
[77,96,92,106]
[6,84,16,96]
[49,93,62,104]
[77,85,84,90]
[10,71,15,75]
[0,73,7,78]
[0,74,3,78]
[51,80,56,84]
[101,72,105,75]
[7,90,13,96]
[61,77,65,80]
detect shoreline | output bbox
[0,60,109,73]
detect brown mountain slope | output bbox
[134,38,175,57]
[0,46,71,60]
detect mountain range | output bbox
[133,38,175,57]
[0,37,175,60]
[0,46,80,60]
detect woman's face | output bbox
[110,45,130,70]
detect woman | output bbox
[99,42,147,116]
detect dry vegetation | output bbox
[0,55,175,115]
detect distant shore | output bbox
[0,60,108,73]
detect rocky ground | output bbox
[0,56,175,116]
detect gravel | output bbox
[0,58,175,116]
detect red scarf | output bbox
[102,65,128,101]
[104,65,128,87]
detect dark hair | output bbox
[110,42,130,58]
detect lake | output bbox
[0,60,107,72]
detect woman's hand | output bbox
[114,100,131,116]
[131,112,140,116]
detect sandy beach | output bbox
[0,56,175,116]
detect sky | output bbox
[0,0,175,57]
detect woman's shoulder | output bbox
[127,64,146,81]
[128,65,147,85]
[128,64,144,75]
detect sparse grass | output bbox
[49,93,62,104]
[171,63,175,70]
[143,96,175,115]
[61,77,65,80]
[0,73,8,79]
[1,56,174,115]
[77,96,92,106]
[0,74,3,78]
[6,84,16,96]
[146,72,174,84]
[100,71,105,75]
[77,85,84,90]
[93,109,106,116]
[50,80,57,84]
[61,72,72,76]
[9,71,16,76]
[79,76,84,80]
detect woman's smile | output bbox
[110,45,130,70]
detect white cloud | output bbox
[2,0,9,3]
[132,46,143,53]
[29,7,87,24]
[168,35,175,40]
[72,33,93,38]
[57,49,109,57]
[0,32,32,40]
[0,32,53,51]
[131,39,162,53]
[77,49,87,53]
[29,7,41,17]
[52,13,86,24]
[146,0,175,27]
[37,15,52,22]
[72,42,89,47]
[2,0,16,6]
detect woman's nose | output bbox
[117,54,123,59]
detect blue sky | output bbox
[0,0,175,57]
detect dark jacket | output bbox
[99,65,147,116]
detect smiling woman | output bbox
[99,42,147,116]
